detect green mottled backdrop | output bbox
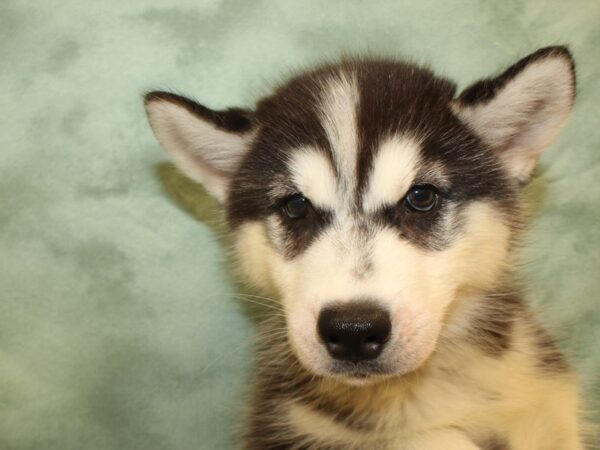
[1,1,599,449]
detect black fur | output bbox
[147,55,542,257]
[532,321,570,372]
[225,58,520,257]
[243,318,385,450]
[147,48,576,450]
[469,292,522,357]
[243,323,348,450]
[479,435,511,450]
[458,46,575,106]
[144,91,255,133]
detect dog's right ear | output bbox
[144,92,255,203]
[452,46,575,183]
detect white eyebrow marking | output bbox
[363,136,422,212]
[319,72,359,199]
[289,147,338,208]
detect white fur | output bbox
[280,314,585,449]
[454,54,575,181]
[282,337,584,449]
[145,99,253,201]
[289,148,338,209]
[234,190,587,448]
[363,136,422,212]
[147,51,584,449]
[237,200,513,382]
[319,72,360,195]
[230,153,587,450]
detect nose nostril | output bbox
[317,301,392,362]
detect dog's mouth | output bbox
[327,359,394,384]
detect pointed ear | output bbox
[452,46,576,182]
[144,91,256,202]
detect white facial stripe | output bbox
[289,148,338,209]
[319,72,359,196]
[363,137,422,212]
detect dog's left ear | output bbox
[453,46,576,182]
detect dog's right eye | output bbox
[405,185,438,212]
[282,194,309,219]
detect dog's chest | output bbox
[283,366,500,449]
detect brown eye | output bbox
[405,185,438,212]
[283,194,309,219]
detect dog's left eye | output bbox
[283,194,309,219]
[405,185,438,212]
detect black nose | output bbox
[317,301,391,362]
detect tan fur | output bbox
[233,203,587,449]
[236,201,512,377]
[145,49,585,450]
[453,55,575,183]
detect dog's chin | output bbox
[315,354,432,387]
[316,359,399,386]
[295,355,395,386]
[329,371,392,387]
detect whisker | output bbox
[201,330,286,374]
[235,293,281,305]
[233,293,284,310]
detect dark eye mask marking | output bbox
[227,59,519,259]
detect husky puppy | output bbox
[145,46,586,449]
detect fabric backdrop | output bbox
[1,0,599,449]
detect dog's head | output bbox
[145,47,575,384]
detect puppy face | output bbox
[145,47,575,383]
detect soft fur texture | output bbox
[145,48,588,449]
[2,2,600,450]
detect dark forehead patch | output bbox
[458,46,574,106]
[354,60,457,194]
[227,57,518,256]
[227,66,337,228]
[479,435,511,450]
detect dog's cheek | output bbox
[286,304,329,374]
[233,222,328,374]
[382,203,512,371]
[390,304,442,372]
[427,201,512,297]
[232,221,290,295]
